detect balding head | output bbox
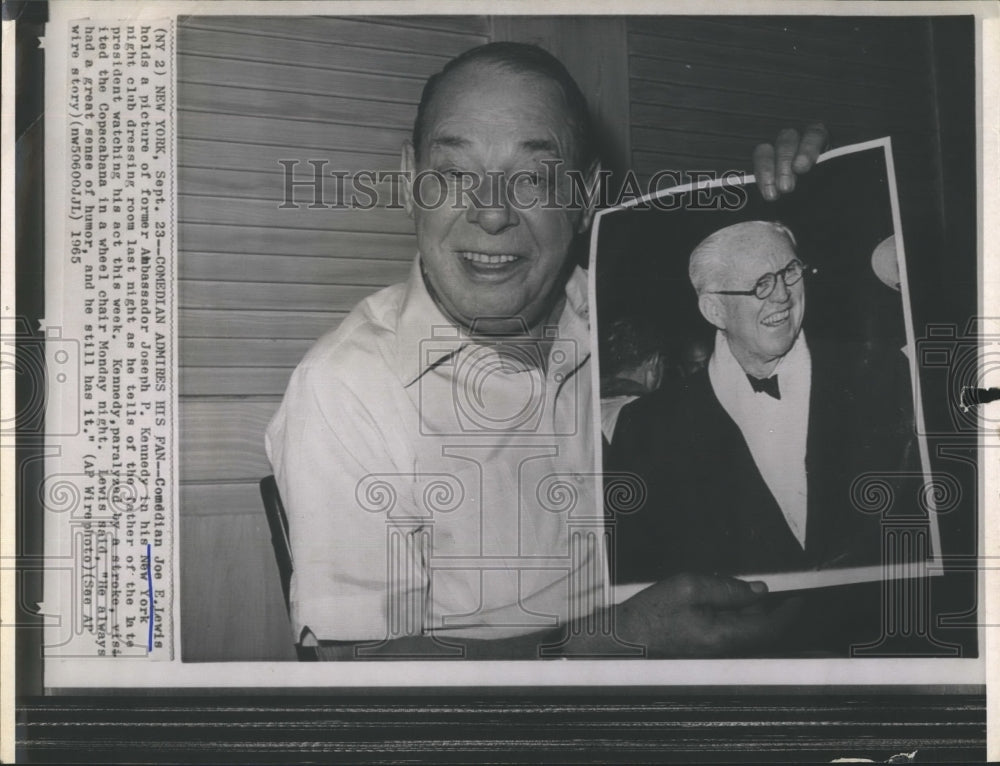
[412,42,597,172]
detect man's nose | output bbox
[466,178,519,234]
[769,275,791,302]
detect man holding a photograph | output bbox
[266,42,825,659]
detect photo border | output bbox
[590,138,945,598]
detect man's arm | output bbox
[316,574,799,660]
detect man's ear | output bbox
[698,293,726,331]
[401,140,416,219]
[575,160,603,234]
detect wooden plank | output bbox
[628,56,927,113]
[179,279,382,312]
[630,150,738,178]
[180,251,413,286]
[179,224,415,260]
[179,55,425,104]
[180,83,417,131]
[179,511,297,661]
[181,338,314,368]
[629,102,932,143]
[633,126,939,173]
[630,79,911,125]
[179,399,278,482]
[631,127,756,166]
[179,27,451,79]
[179,308,347,339]
[628,31,911,84]
[178,167,405,210]
[180,366,295,397]
[493,16,632,184]
[180,480,264,517]
[718,15,929,60]
[630,17,920,69]
[178,195,414,236]
[178,140,399,176]
[633,146,940,198]
[178,111,411,159]
[182,15,486,57]
[632,146,747,172]
[360,14,490,37]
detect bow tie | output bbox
[746,373,781,400]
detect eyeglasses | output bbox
[708,259,813,300]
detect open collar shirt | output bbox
[266,258,606,643]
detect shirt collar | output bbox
[393,254,590,387]
[709,327,809,398]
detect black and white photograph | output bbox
[5,1,995,761]
[595,142,941,655]
[167,13,977,666]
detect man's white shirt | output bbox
[265,257,605,642]
[707,329,811,548]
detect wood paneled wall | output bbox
[177,16,489,661]
[179,15,948,662]
[627,17,939,180]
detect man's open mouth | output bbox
[761,308,790,327]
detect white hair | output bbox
[688,220,798,295]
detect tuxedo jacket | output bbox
[607,338,919,585]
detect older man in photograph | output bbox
[266,42,823,659]
[610,220,918,589]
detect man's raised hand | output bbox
[752,124,829,201]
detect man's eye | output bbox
[444,169,474,182]
[514,172,542,186]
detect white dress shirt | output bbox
[707,329,812,548]
[266,258,605,642]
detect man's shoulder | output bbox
[616,371,714,434]
[296,281,408,384]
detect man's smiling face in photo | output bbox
[403,62,594,336]
[714,224,806,372]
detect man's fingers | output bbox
[774,128,800,194]
[792,122,829,173]
[753,123,830,201]
[683,573,767,610]
[752,142,778,201]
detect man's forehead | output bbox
[716,225,796,276]
[421,63,573,157]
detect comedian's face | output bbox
[403,64,592,335]
[717,227,805,368]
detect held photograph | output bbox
[595,142,944,656]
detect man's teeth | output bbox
[460,251,518,265]
[762,309,790,327]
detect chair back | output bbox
[259,475,323,660]
[259,475,293,614]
